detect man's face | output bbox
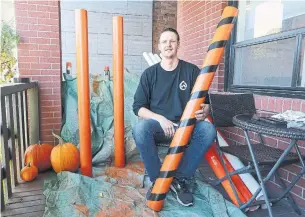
[158,31,179,59]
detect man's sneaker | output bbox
[170,178,194,207]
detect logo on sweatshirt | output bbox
[179,81,187,90]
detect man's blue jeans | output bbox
[132,119,216,183]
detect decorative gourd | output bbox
[51,131,80,173]
[24,142,54,172]
[20,163,38,182]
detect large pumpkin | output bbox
[51,131,80,173]
[24,142,54,172]
[20,163,38,182]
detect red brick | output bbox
[15,10,28,18]
[292,99,301,111]
[267,98,276,112]
[38,44,60,51]
[49,1,59,6]
[29,37,51,44]
[288,173,305,189]
[283,98,292,112]
[40,88,53,95]
[40,95,60,104]
[275,98,283,113]
[50,39,60,45]
[41,117,62,124]
[29,50,51,57]
[19,56,40,63]
[19,69,41,75]
[49,12,59,19]
[38,31,59,39]
[18,63,31,69]
[38,18,59,26]
[41,112,54,118]
[37,5,59,13]
[18,30,38,37]
[50,25,59,32]
[40,100,53,107]
[52,88,61,94]
[261,97,268,111]
[31,63,52,70]
[16,17,38,25]
[18,43,38,50]
[51,63,61,69]
[53,112,62,118]
[277,139,290,150]
[282,179,303,197]
[28,11,50,19]
[29,24,52,31]
[18,49,30,56]
[40,105,62,113]
[301,102,305,113]
[263,136,278,148]
[51,51,61,58]
[230,133,245,144]
[15,3,37,11]
[39,57,60,63]
[16,24,29,30]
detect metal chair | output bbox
[209,92,305,217]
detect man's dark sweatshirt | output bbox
[132,59,209,123]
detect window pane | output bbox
[298,38,305,87]
[237,0,305,42]
[233,37,296,87]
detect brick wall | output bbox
[177,0,305,208]
[15,0,62,144]
[152,1,177,54]
[177,1,226,92]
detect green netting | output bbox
[43,162,246,217]
[43,71,246,217]
[60,70,140,165]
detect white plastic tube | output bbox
[143,52,154,66]
[154,53,162,62]
[148,52,159,64]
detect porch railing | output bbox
[0,81,40,211]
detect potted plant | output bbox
[1,22,20,84]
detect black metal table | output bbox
[229,114,305,217]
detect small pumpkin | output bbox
[51,131,80,173]
[20,163,38,182]
[24,142,54,172]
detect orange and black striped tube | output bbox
[146,6,238,211]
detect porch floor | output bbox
[1,160,304,217]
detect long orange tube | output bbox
[113,16,125,168]
[205,144,246,205]
[75,9,92,177]
[206,117,253,206]
[146,6,238,211]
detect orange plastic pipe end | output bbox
[113,16,125,168]
[75,9,92,177]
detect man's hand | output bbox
[156,115,175,137]
[195,104,210,121]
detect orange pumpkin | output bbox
[51,131,80,173]
[24,142,54,172]
[20,163,38,182]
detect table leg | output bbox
[244,129,273,217]
[274,171,302,215]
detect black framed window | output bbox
[226,0,305,99]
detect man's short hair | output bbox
[159,28,180,42]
